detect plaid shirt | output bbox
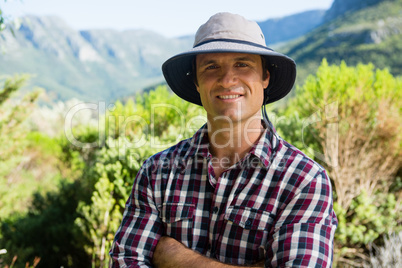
[110,122,337,267]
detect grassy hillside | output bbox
[282,0,402,87]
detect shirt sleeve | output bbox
[109,163,164,268]
[266,170,338,268]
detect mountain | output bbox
[2,1,401,103]
[323,0,384,22]
[0,16,193,102]
[258,10,325,46]
[282,0,402,87]
[0,10,326,103]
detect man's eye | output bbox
[206,65,218,70]
[236,63,248,67]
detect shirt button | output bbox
[213,206,219,213]
[245,220,252,228]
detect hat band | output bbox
[193,38,273,51]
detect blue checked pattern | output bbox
[110,122,338,267]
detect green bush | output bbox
[73,86,206,266]
[275,59,402,266]
[0,181,91,267]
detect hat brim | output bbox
[162,40,296,106]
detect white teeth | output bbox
[218,95,240,99]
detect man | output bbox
[110,12,337,267]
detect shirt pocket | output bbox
[224,206,273,230]
[218,206,274,265]
[160,203,195,247]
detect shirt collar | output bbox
[248,120,280,168]
[183,120,280,168]
[184,123,210,160]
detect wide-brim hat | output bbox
[162,12,296,106]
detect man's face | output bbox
[195,52,270,125]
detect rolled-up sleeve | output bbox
[110,164,163,268]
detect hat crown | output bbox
[193,12,266,47]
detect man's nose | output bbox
[218,67,238,88]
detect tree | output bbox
[0,3,5,32]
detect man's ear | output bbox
[263,70,270,89]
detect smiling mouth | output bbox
[218,95,241,99]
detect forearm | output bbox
[152,236,264,268]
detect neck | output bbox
[207,115,264,162]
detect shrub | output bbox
[364,231,402,268]
[276,59,402,266]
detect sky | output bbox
[2,0,334,37]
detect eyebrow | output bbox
[197,55,257,67]
[233,56,257,63]
[197,59,216,67]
